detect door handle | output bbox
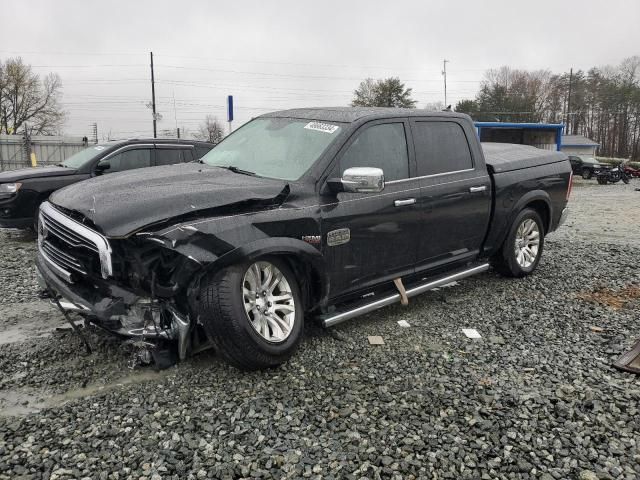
[394,198,416,207]
[469,186,487,193]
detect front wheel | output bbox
[492,208,545,278]
[622,175,630,184]
[197,257,304,370]
[582,169,592,180]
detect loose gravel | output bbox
[0,180,639,480]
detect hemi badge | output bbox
[302,235,321,245]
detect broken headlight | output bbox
[0,183,22,194]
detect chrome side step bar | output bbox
[320,263,490,328]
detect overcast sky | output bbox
[2,0,639,139]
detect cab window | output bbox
[413,121,473,176]
[339,123,409,182]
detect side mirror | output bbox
[94,162,110,175]
[328,167,385,194]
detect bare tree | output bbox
[194,115,226,144]
[456,58,640,160]
[423,101,445,111]
[0,57,65,135]
[351,78,379,107]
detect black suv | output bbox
[0,139,214,230]
[37,108,571,370]
[568,154,603,179]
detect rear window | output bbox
[156,148,192,166]
[413,121,474,176]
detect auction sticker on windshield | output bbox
[304,122,340,134]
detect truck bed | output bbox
[482,142,567,173]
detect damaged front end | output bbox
[36,201,207,365]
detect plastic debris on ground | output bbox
[613,338,640,374]
[462,328,482,339]
[397,320,411,328]
[367,336,385,345]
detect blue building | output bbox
[474,122,564,151]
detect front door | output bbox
[320,120,421,299]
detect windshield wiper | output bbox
[219,166,256,176]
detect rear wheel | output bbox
[198,257,304,370]
[597,176,608,185]
[492,208,544,278]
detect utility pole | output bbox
[150,51,157,139]
[566,67,573,135]
[172,91,179,139]
[442,59,449,108]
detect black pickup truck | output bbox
[36,108,572,370]
[0,139,214,230]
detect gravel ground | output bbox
[0,180,639,480]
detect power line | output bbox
[155,64,482,83]
[25,60,483,84]
[31,64,146,68]
[4,49,490,73]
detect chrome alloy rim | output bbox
[242,261,296,343]
[514,219,540,268]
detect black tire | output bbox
[622,176,630,185]
[491,208,545,278]
[32,213,40,234]
[597,176,608,185]
[582,169,592,180]
[197,256,304,370]
[30,201,44,235]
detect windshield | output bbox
[201,117,344,180]
[62,144,110,169]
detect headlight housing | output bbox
[0,183,22,194]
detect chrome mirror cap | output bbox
[341,167,385,193]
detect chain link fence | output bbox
[0,134,89,172]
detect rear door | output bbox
[410,118,492,270]
[321,119,421,298]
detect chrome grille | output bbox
[40,210,99,253]
[38,202,113,280]
[41,240,87,275]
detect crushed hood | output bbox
[0,166,78,183]
[49,163,289,237]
